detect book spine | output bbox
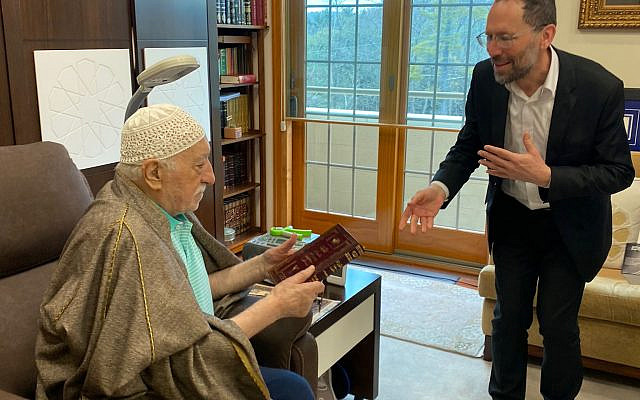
[251,0,257,26]
[244,0,251,26]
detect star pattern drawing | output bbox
[34,49,132,169]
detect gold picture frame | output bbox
[579,0,640,29]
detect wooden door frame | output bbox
[272,0,292,226]
[275,0,490,264]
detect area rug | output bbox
[351,265,485,358]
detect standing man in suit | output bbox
[399,1,634,399]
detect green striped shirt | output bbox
[161,208,214,316]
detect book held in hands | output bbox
[267,224,364,283]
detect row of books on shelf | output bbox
[218,46,249,76]
[216,0,266,26]
[224,193,251,235]
[220,93,251,134]
[222,151,248,188]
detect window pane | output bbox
[330,123,354,165]
[331,7,356,61]
[438,7,470,64]
[405,129,432,173]
[330,62,354,88]
[410,7,438,64]
[329,93,354,113]
[432,131,457,174]
[307,62,329,87]
[306,89,328,111]
[470,6,491,64]
[306,163,328,212]
[329,166,353,215]
[434,196,457,229]
[436,65,466,93]
[354,169,377,219]
[307,7,330,62]
[357,7,383,62]
[408,64,435,92]
[306,122,328,163]
[355,125,378,168]
[356,63,380,89]
[403,172,429,209]
[355,94,379,115]
[458,179,487,232]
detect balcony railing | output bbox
[302,85,466,128]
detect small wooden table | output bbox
[310,267,381,400]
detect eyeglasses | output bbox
[476,28,534,49]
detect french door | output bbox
[286,0,492,265]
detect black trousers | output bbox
[489,190,586,400]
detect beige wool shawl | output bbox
[35,173,269,399]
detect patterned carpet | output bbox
[351,265,485,357]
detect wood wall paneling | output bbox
[0,5,15,146]
[1,0,132,146]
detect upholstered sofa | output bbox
[0,141,317,399]
[478,179,640,378]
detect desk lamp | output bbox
[124,54,200,121]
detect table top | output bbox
[310,265,381,336]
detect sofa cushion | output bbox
[0,261,55,398]
[478,265,640,328]
[0,142,93,277]
[603,178,640,270]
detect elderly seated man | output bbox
[35,104,324,400]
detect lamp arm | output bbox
[124,86,153,122]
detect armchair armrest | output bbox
[0,389,28,400]
[220,293,319,392]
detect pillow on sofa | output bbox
[603,178,640,270]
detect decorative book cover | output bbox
[621,235,640,285]
[267,224,364,283]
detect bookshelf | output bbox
[214,1,267,254]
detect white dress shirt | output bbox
[432,47,559,211]
[501,46,558,210]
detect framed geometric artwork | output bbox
[143,47,211,140]
[33,49,132,170]
[625,88,640,152]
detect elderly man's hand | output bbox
[478,133,551,187]
[262,234,297,265]
[269,266,325,318]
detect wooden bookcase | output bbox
[213,22,267,254]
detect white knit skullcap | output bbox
[120,104,205,165]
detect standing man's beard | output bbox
[492,41,539,85]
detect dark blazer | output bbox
[433,48,635,282]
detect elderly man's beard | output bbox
[492,40,539,85]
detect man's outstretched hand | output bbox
[399,185,446,234]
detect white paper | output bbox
[34,49,132,169]
[143,47,211,140]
